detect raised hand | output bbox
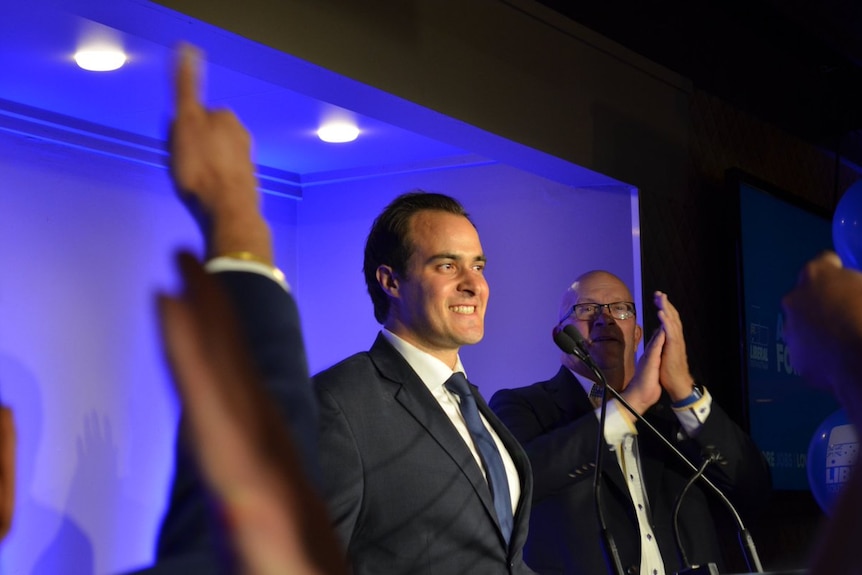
[169,44,272,262]
[782,251,862,420]
[653,291,695,401]
[622,327,666,415]
[786,253,862,575]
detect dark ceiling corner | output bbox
[536,0,862,170]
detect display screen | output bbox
[738,178,839,490]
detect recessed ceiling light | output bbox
[317,122,360,143]
[74,49,127,72]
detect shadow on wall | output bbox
[0,354,93,574]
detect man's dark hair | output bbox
[364,191,472,324]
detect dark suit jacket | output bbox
[127,270,319,575]
[313,333,536,575]
[490,367,771,575]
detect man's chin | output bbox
[589,342,626,366]
[461,334,484,346]
[455,329,484,347]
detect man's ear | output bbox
[634,323,643,349]
[376,265,400,297]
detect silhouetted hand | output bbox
[158,251,348,575]
[0,406,14,542]
[783,251,862,574]
[782,251,862,422]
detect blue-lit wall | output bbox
[0,129,637,573]
[0,129,300,574]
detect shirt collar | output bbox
[382,329,465,393]
[566,365,596,398]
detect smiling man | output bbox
[490,270,770,575]
[312,191,535,575]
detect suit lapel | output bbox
[367,335,501,534]
[548,367,632,499]
[546,366,592,418]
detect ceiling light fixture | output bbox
[317,122,360,143]
[74,49,127,72]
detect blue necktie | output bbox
[445,372,514,544]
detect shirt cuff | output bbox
[672,386,712,435]
[205,256,290,292]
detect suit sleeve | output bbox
[676,400,772,517]
[490,386,604,502]
[156,270,319,562]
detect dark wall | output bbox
[635,88,860,571]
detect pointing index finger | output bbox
[175,43,203,117]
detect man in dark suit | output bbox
[490,270,771,575]
[136,45,345,575]
[313,192,536,574]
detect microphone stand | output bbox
[673,452,718,572]
[553,329,624,575]
[556,326,764,574]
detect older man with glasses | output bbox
[490,270,771,575]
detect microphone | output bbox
[556,321,597,370]
[555,325,764,574]
[553,327,624,575]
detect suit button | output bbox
[626,566,637,575]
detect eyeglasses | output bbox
[559,301,636,323]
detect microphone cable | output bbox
[672,451,718,570]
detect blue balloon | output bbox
[833,179,862,271]
[807,408,859,515]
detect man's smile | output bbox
[450,305,477,314]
